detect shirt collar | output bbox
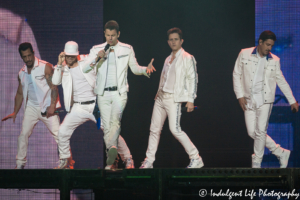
[170,48,182,58]
[252,47,272,60]
[109,41,119,50]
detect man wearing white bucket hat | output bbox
[53,41,134,169]
[82,20,156,169]
[53,41,95,169]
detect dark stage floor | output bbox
[0,168,300,200]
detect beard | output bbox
[66,60,77,66]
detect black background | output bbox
[104,0,255,168]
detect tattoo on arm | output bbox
[45,64,58,105]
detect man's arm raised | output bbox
[2,76,23,122]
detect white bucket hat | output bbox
[64,41,79,56]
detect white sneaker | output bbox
[124,158,135,169]
[15,165,24,169]
[139,160,153,169]
[251,154,261,168]
[105,165,113,170]
[186,157,204,168]
[54,159,68,169]
[252,162,261,168]
[106,147,118,166]
[278,149,290,168]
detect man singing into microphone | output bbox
[140,28,204,169]
[83,20,156,169]
[233,30,299,168]
[1,42,67,169]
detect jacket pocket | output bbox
[35,76,47,87]
[241,59,250,67]
[266,65,276,78]
[118,54,129,59]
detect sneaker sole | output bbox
[139,166,153,169]
[187,163,204,169]
[280,150,290,168]
[107,148,118,165]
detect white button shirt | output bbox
[162,48,182,93]
[247,52,266,109]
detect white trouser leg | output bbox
[16,106,61,166]
[146,91,199,163]
[16,106,39,166]
[145,93,167,163]
[118,135,132,161]
[39,108,60,144]
[245,103,273,163]
[58,103,96,159]
[164,93,199,160]
[98,92,127,150]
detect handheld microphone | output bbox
[103,44,110,60]
[104,43,110,52]
[181,106,198,112]
[96,44,110,63]
[41,110,65,116]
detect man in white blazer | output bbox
[53,41,136,169]
[233,30,299,168]
[83,20,155,169]
[140,28,204,169]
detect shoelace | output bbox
[188,159,195,167]
[141,161,149,167]
[59,159,68,167]
[124,159,132,165]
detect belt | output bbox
[73,100,95,105]
[104,86,118,91]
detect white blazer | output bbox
[82,41,149,95]
[52,56,96,112]
[233,47,296,105]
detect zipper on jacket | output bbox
[104,51,110,92]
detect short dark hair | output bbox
[104,20,119,32]
[19,42,34,56]
[259,30,276,42]
[167,27,183,40]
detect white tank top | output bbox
[26,74,40,107]
[69,65,96,102]
[105,52,118,88]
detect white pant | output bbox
[145,91,199,163]
[244,103,283,163]
[16,106,60,166]
[97,91,132,160]
[58,103,96,159]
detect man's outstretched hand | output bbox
[146,58,156,75]
[2,112,17,122]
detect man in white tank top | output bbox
[53,41,135,169]
[1,42,70,169]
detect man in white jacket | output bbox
[140,28,204,169]
[233,30,299,168]
[83,20,156,169]
[2,42,62,169]
[53,41,135,169]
